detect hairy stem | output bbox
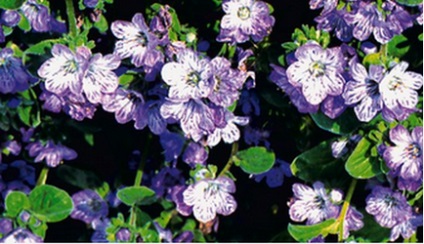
[338,179,357,242]
[36,166,49,186]
[218,142,239,177]
[65,0,78,38]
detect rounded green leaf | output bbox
[345,137,382,179]
[117,186,156,206]
[395,0,422,6]
[310,110,360,136]
[29,185,74,223]
[5,191,30,217]
[388,34,410,58]
[235,147,275,174]
[288,219,337,242]
[0,0,25,9]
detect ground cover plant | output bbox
[0,0,422,242]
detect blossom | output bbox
[70,190,109,224]
[253,159,292,188]
[26,140,77,167]
[182,142,208,167]
[0,218,12,235]
[150,167,184,198]
[315,8,353,42]
[343,62,386,122]
[20,0,50,32]
[134,100,167,135]
[0,228,43,243]
[289,181,340,225]
[159,131,185,162]
[115,228,131,242]
[365,186,411,228]
[183,176,237,223]
[383,125,422,181]
[84,0,99,8]
[342,207,364,239]
[207,108,249,147]
[161,49,212,101]
[102,88,145,124]
[286,42,345,106]
[217,0,275,44]
[379,61,423,113]
[390,214,422,241]
[0,48,30,94]
[111,13,164,79]
[1,10,21,27]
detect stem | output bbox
[36,166,49,186]
[218,142,239,177]
[65,0,78,38]
[129,206,137,227]
[338,179,357,242]
[134,134,152,186]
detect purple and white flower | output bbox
[0,228,43,243]
[342,207,364,239]
[0,48,30,94]
[286,42,345,106]
[71,189,109,224]
[390,214,422,241]
[20,0,51,32]
[102,88,145,124]
[183,176,237,223]
[217,0,275,44]
[365,186,412,228]
[26,140,77,168]
[182,142,208,167]
[289,181,340,225]
[207,108,249,147]
[383,125,422,181]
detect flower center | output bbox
[309,62,326,77]
[63,59,79,73]
[186,71,200,86]
[137,32,148,46]
[213,75,222,92]
[237,6,251,20]
[383,195,397,208]
[406,143,421,159]
[388,76,403,91]
[314,195,326,209]
[366,79,380,97]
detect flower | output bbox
[365,186,411,228]
[390,214,422,241]
[342,207,364,239]
[0,228,43,243]
[159,131,185,162]
[150,167,184,198]
[182,142,208,167]
[379,61,423,113]
[315,7,353,42]
[286,42,345,106]
[383,125,422,181]
[217,0,275,44]
[102,88,145,124]
[343,62,386,122]
[0,48,30,94]
[289,181,340,225]
[0,218,12,235]
[1,10,21,27]
[207,108,249,147]
[161,49,212,101]
[115,228,131,242]
[183,176,237,223]
[253,159,292,188]
[84,0,99,8]
[27,140,77,167]
[71,190,109,224]
[20,0,50,32]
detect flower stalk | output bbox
[218,142,239,177]
[338,178,357,242]
[65,0,78,38]
[36,166,49,186]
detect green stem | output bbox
[65,0,78,38]
[129,206,137,227]
[134,134,152,186]
[218,142,239,177]
[338,179,357,242]
[36,166,49,186]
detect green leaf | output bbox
[291,140,348,185]
[17,106,32,127]
[395,0,422,6]
[310,109,360,135]
[119,73,135,86]
[0,0,25,9]
[388,34,410,58]
[24,40,57,56]
[363,53,382,66]
[345,137,382,179]
[56,165,103,189]
[117,186,156,206]
[29,185,73,222]
[17,13,31,32]
[234,147,275,174]
[288,219,337,242]
[5,191,30,217]
[94,14,108,33]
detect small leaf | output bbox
[94,14,108,33]
[234,147,275,174]
[17,13,31,32]
[29,185,73,222]
[345,137,382,179]
[288,219,337,242]
[310,110,360,136]
[0,0,25,9]
[24,40,57,56]
[5,191,30,217]
[395,0,422,6]
[388,34,410,58]
[117,186,156,206]
[363,53,382,66]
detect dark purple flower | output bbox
[243,126,271,148]
[91,218,110,242]
[309,0,337,13]
[61,93,97,121]
[150,167,184,198]
[365,186,411,228]
[10,160,36,186]
[134,100,167,135]
[20,0,51,32]
[182,142,208,167]
[238,89,261,116]
[173,231,194,243]
[320,95,346,119]
[0,218,13,235]
[1,10,21,27]
[71,189,109,224]
[315,8,353,42]
[159,131,185,162]
[20,127,34,143]
[289,181,340,225]
[0,228,43,243]
[84,0,99,8]
[3,140,21,156]
[390,213,421,241]
[115,228,131,242]
[253,159,292,188]
[383,125,422,181]
[27,140,77,168]
[0,48,30,94]
[170,185,193,217]
[217,0,275,44]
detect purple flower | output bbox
[243,126,270,148]
[182,142,208,167]
[183,176,237,223]
[417,4,423,25]
[160,99,215,142]
[170,185,193,217]
[238,89,261,115]
[1,10,21,27]
[71,189,109,224]
[253,159,292,188]
[90,217,110,242]
[342,207,364,239]
[84,0,99,8]
[134,100,167,135]
[383,125,422,181]
[315,8,353,42]
[390,214,421,241]
[289,181,340,225]
[20,0,51,32]
[10,160,35,186]
[309,0,337,13]
[343,62,386,122]
[27,140,77,167]
[379,61,423,113]
[159,131,185,162]
[207,108,249,147]
[161,49,212,101]
[150,167,184,198]
[217,0,275,44]
[111,13,164,79]
[0,218,12,235]
[102,88,145,124]
[286,42,346,106]
[115,228,131,242]
[320,95,346,119]
[0,228,43,243]
[365,186,412,228]
[0,48,30,94]
[331,134,361,159]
